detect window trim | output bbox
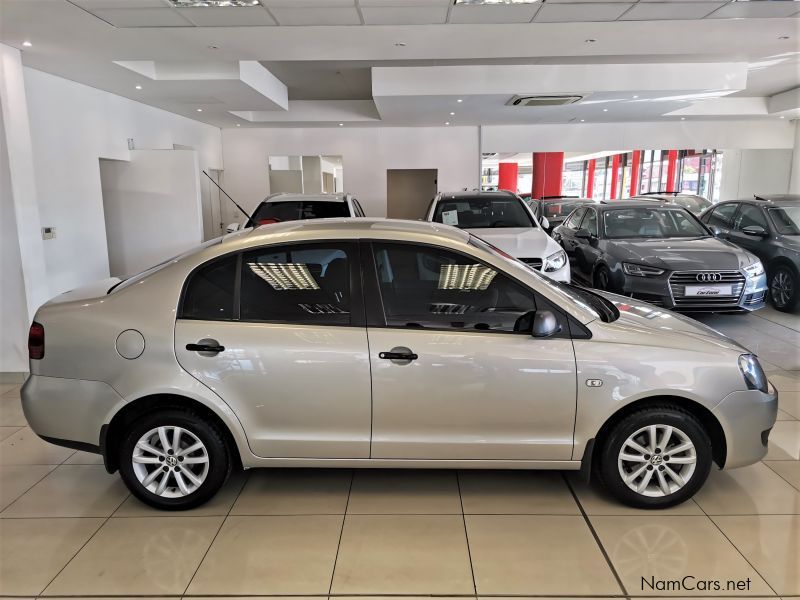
[177,240,365,328]
[359,239,574,339]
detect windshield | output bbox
[433,196,535,229]
[673,196,711,214]
[603,207,709,239]
[467,235,617,322]
[251,200,349,225]
[544,201,590,220]
[768,206,800,235]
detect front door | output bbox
[364,241,577,460]
[175,242,372,459]
[727,204,770,263]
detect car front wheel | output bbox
[597,406,712,509]
[118,408,231,510]
[769,265,799,313]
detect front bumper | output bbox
[21,375,124,449]
[621,270,767,313]
[712,382,778,469]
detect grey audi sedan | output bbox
[552,201,767,312]
[22,219,777,510]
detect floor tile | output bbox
[770,371,800,392]
[693,462,800,515]
[567,475,704,516]
[230,468,350,515]
[777,409,797,421]
[347,469,461,514]
[331,514,474,594]
[0,464,57,510]
[0,427,75,465]
[115,470,247,517]
[64,450,105,464]
[765,421,800,460]
[764,460,800,491]
[0,383,21,396]
[779,390,800,419]
[0,517,105,596]
[466,515,620,595]
[187,515,342,594]
[592,515,773,596]
[1,465,129,518]
[713,515,800,596]
[0,394,26,427]
[44,516,223,596]
[0,425,23,440]
[459,470,578,515]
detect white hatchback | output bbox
[427,190,570,282]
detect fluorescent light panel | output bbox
[454,0,541,4]
[438,264,498,291]
[248,263,321,291]
[167,0,260,7]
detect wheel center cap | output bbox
[650,455,663,466]
[166,455,178,467]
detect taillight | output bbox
[29,322,44,360]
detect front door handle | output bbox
[186,339,225,354]
[379,349,418,361]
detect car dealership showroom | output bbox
[2,0,800,597]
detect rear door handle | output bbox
[379,350,418,361]
[186,341,225,354]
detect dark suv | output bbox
[700,195,800,312]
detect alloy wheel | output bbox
[132,426,209,498]
[617,424,697,498]
[770,270,794,308]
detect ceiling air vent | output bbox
[506,95,583,107]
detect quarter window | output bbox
[372,243,537,333]
[733,204,768,231]
[704,203,738,228]
[240,244,353,325]
[181,255,237,320]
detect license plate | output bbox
[684,284,732,297]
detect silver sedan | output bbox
[22,219,778,510]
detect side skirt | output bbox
[240,457,582,470]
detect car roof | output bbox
[595,200,691,211]
[437,190,519,200]
[263,193,348,204]
[715,195,800,207]
[634,194,707,202]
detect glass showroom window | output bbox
[562,161,585,196]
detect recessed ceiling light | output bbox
[445,122,450,126]
[135,85,142,90]
[457,99,463,103]
[778,35,790,40]
[681,117,686,120]
[449,112,455,116]
[236,123,241,126]
[780,115,786,119]
[338,123,344,126]
[603,108,608,112]
[632,95,639,99]
[196,108,203,112]
[580,119,585,122]
[22,40,32,47]
[585,39,597,43]
[208,45,219,50]
[394,42,407,47]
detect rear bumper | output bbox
[21,375,123,448]
[713,383,778,469]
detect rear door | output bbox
[175,242,372,459]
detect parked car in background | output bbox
[427,190,570,281]
[633,192,712,216]
[700,195,800,312]
[526,196,596,234]
[552,201,767,313]
[227,192,366,232]
[23,219,777,510]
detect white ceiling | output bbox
[1,0,798,127]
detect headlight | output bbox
[738,354,768,393]
[544,250,567,272]
[623,262,665,277]
[744,261,764,278]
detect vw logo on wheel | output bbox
[696,272,722,282]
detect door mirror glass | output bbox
[532,310,561,338]
[575,228,592,240]
[741,225,768,237]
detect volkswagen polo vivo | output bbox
[22,219,777,510]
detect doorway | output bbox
[386,169,438,220]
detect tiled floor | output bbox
[0,306,798,598]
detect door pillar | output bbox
[629,150,641,197]
[497,162,518,193]
[532,152,564,198]
[585,159,596,198]
[665,150,679,192]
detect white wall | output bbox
[221,127,479,216]
[24,67,223,298]
[790,121,800,195]
[720,149,794,201]
[100,150,204,278]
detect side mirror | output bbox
[532,310,561,338]
[225,222,241,233]
[742,225,768,237]
[575,228,592,240]
[540,216,550,230]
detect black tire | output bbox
[593,264,613,291]
[769,264,800,313]
[118,408,231,510]
[595,405,712,509]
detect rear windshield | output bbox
[544,201,590,219]
[673,196,711,214]
[603,207,708,239]
[432,197,535,229]
[251,200,349,225]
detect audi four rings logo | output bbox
[696,272,722,282]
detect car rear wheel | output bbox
[769,265,799,312]
[119,409,230,510]
[596,406,712,509]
